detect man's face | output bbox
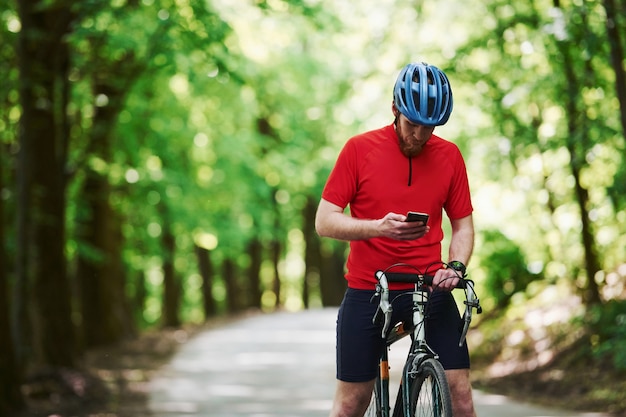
[393,109,435,157]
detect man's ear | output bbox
[391,103,399,117]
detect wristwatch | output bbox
[448,260,466,276]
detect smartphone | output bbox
[406,211,429,224]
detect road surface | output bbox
[149,308,608,417]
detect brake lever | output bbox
[458,280,481,347]
[459,309,472,347]
[374,271,393,338]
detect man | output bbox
[315,62,477,417]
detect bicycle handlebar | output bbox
[382,272,467,288]
[373,269,482,347]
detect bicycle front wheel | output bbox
[409,358,452,417]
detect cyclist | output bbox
[315,62,477,417]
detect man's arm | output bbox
[448,214,475,266]
[433,214,474,291]
[314,198,428,241]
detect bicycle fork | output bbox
[376,347,391,417]
[375,348,423,417]
[396,287,432,417]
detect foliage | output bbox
[450,0,625,307]
[587,299,626,370]
[477,229,541,309]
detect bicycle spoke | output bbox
[409,359,452,417]
[414,375,440,416]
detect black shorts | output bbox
[336,287,470,382]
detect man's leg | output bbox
[446,368,476,417]
[332,288,382,417]
[329,379,375,417]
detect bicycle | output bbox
[364,263,482,417]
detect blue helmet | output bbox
[393,62,453,126]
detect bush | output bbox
[588,300,626,370]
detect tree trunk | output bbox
[16,0,76,367]
[108,210,135,337]
[195,245,217,318]
[0,141,23,417]
[75,47,140,344]
[303,196,321,309]
[602,0,626,143]
[77,193,134,346]
[247,239,263,309]
[223,258,239,313]
[132,271,147,325]
[161,214,180,327]
[270,239,282,309]
[319,242,347,307]
[553,0,602,306]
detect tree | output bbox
[0,130,23,417]
[73,0,158,348]
[15,0,76,369]
[601,0,626,141]
[450,0,621,308]
[601,0,626,211]
[195,244,217,318]
[161,203,180,327]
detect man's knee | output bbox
[330,380,374,417]
[446,369,476,417]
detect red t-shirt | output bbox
[321,124,473,290]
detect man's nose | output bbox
[414,125,433,137]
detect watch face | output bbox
[450,261,465,272]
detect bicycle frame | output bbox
[370,267,480,417]
[399,287,437,416]
[374,283,436,417]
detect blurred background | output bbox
[1,0,625,415]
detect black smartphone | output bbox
[406,211,429,224]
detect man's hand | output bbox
[379,212,429,241]
[432,267,462,292]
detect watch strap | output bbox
[448,260,466,275]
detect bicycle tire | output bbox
[409,358,452,417]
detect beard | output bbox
[397,135,424,157]
[395,119,427,157]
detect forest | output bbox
[1,0,625,415]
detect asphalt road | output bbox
[148,308,609,417]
